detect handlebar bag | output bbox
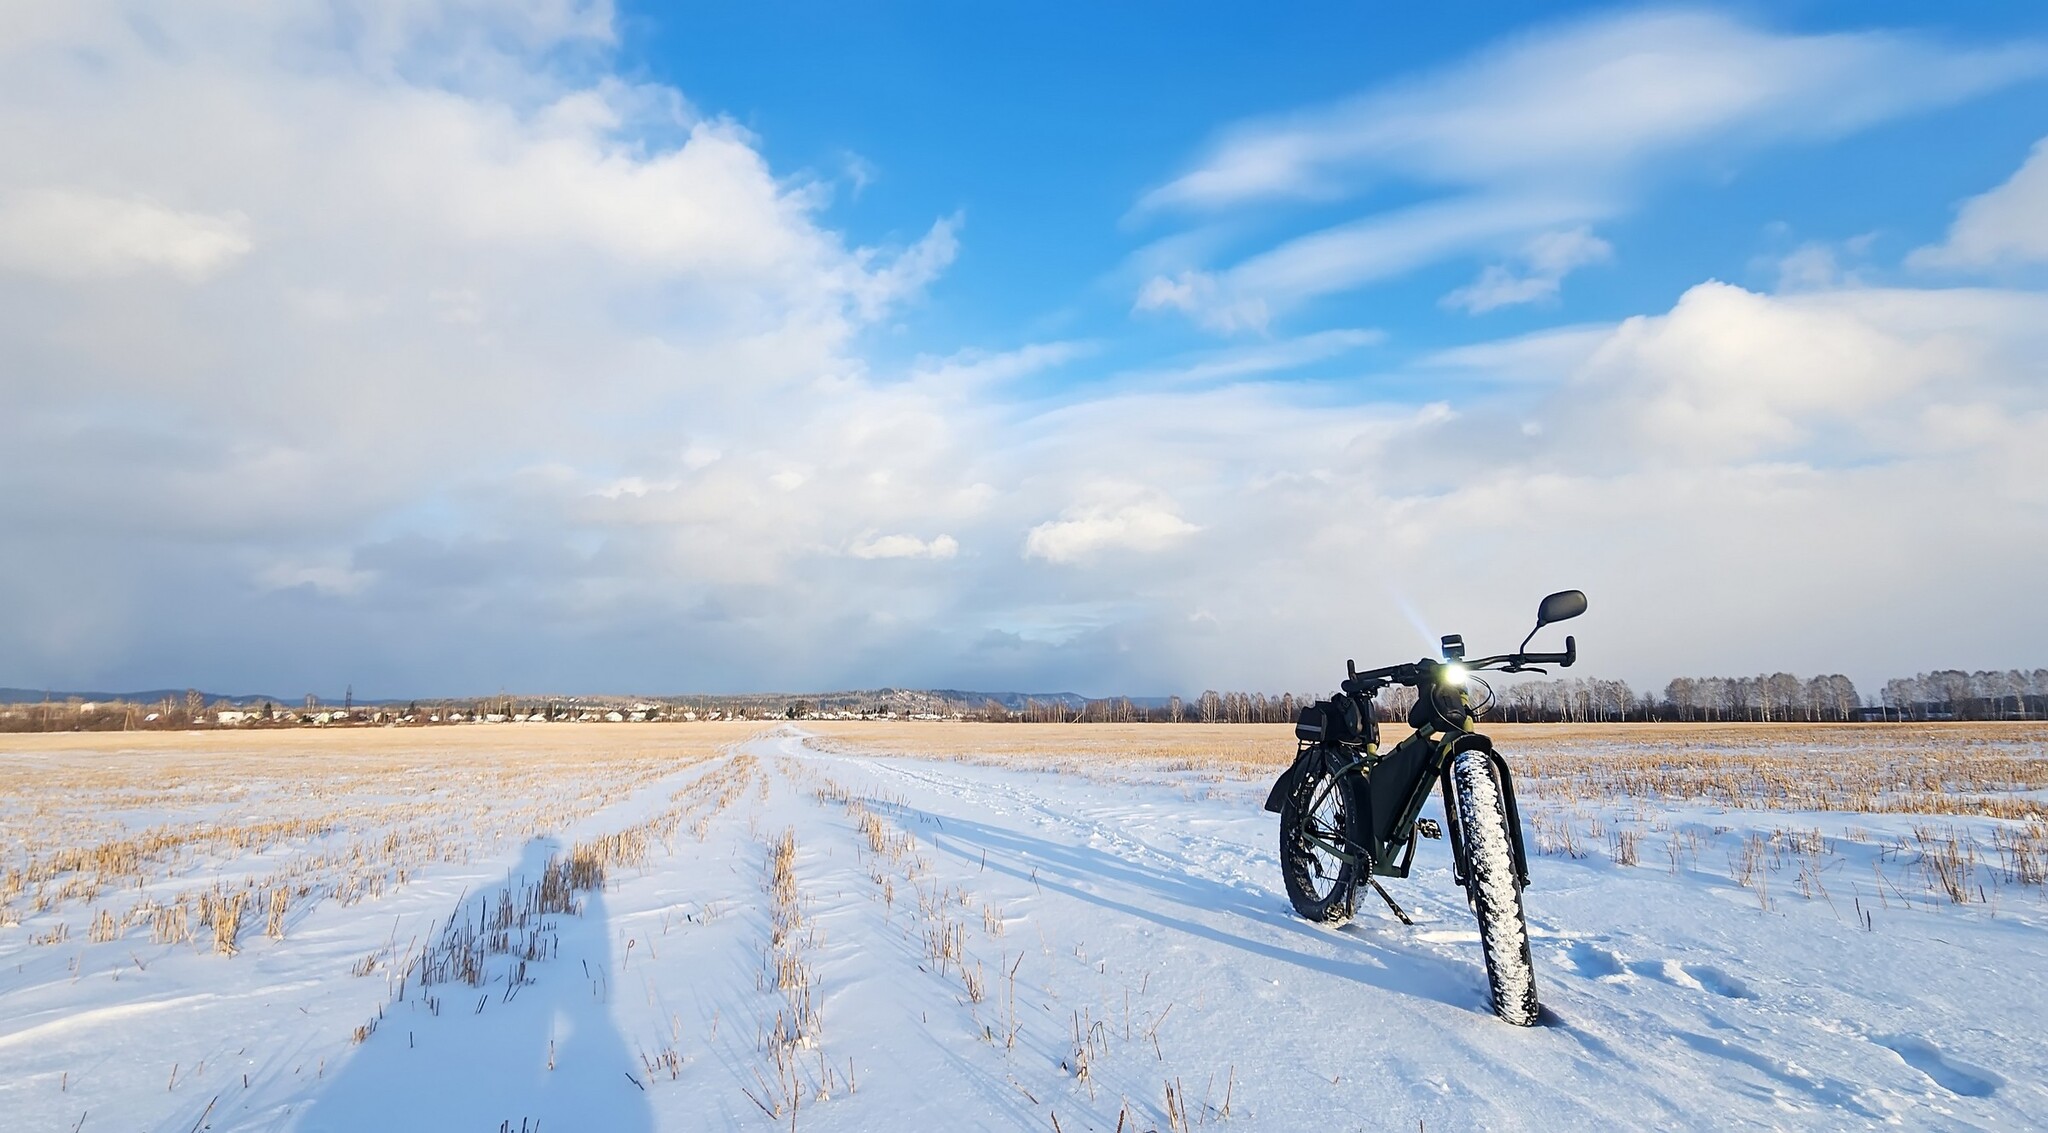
[1266,698,1379,813]
[1322,695,1364,745]
[1293,702,1326,742]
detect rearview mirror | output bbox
[1536,590,1587,628]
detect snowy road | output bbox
[5,726,2045,1131]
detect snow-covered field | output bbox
[4,723,2045,1131]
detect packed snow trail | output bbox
[5,726,2045,1130]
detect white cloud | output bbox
[1219,192,1602,318]
[850,213,962,319]
[1113,328,1385,388]
[1442,225,1612,313]
[1911,136,2048,268]
[0,189,251,281]
[906,341,1089,390]
[1444,266,1574,313]
[1133,11,2043,328]
[839,151,878,197]
[0,0,977,682]
[992,280,2048,689]
[595,476,676,499]
[1133,269,1269,334]
[1773,243,1846,291]
[1025,502,1200,564]
[1142,12,2043,213]
[1562,281,1987,461]
[849,534,959,560]
[1419,323,1611,380]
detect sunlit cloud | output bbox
[849,534,960,560]
[1024,502,1201,565]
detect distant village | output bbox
[0,689,969,733]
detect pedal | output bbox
[1415,819,1442,840]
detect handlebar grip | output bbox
[1512,637,1577,668]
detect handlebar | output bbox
[1343,635,1576,692]
[1472,634,1577,672]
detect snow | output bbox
[4,726,2046,1130]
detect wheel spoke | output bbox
[1283,767,1360,918]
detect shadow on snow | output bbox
[295,837,653,1133]
[897,806,1485,1016]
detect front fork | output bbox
[1436,684,1532,891]
[1437,737,1533,891]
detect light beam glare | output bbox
[1388,588,1440,655]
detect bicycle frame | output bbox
[1270,590,1581,1025]
[1266,669,1533,893]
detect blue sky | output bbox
[3,2,2047,698]
[621,3,2048,362]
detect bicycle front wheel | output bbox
[1452,749,1539,1025]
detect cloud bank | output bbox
[3,3,2046,699]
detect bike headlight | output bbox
[1443,663,1468,686]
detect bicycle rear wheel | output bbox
[1279,752,1368,924]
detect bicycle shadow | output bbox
[294,837,653,1132]
[897,806,1479,1013]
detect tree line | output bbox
[8,667,2046,732]
[1880,669,2048,721]
[980,667,2047,725]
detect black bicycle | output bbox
[1264,590,1586,1025]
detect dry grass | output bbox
[803,722,1295,779]
[805,720,2048,820]
[1503,722,2048,819]
[747,818,830,1125]
[0,724,765,950]
[808,720,2048,913]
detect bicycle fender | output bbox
[1262,743,1333,813]
[1439,734,1533,890]
[1261,764,1300,814]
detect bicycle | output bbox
[1263,590,1587,1025]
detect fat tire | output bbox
[1452,750,1540,1025]
[1279,751,1368,924]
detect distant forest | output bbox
[987,668,2048,725]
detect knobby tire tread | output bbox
[1453,750,1540,1025]
[1279,753,1365,925]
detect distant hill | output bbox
[928,689,1087,710]
[1,687,263,705]
[0,688,383,706]
[928,690,1178,711]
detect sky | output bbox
[3,2,2047,700]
